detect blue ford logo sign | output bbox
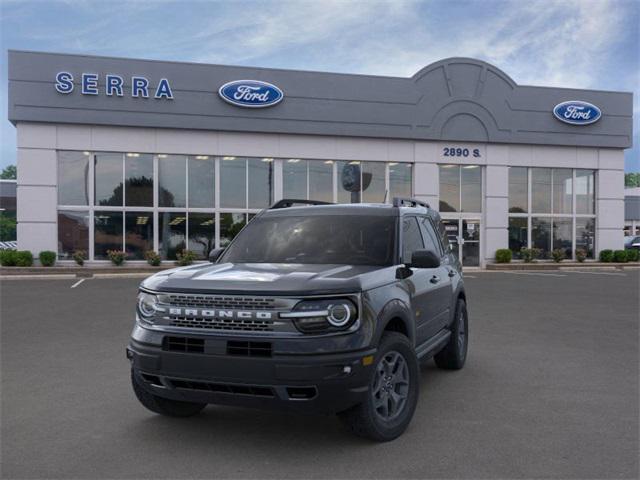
[553,100,601,125]
[218,80,284,108]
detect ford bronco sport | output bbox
[128,197,468,441]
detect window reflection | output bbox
[438,165,459,212]
[552,169,572,214]
[575,170,595,214]
[283,159,307,199]
[58,210,89,259]
[248,158,273,208]
[125,153,153,207]
[220,213,246,247]
[125,212,153,260]
[531,217,551,259]
[188,213,216,259]
[552,217,572,258]
[362,162,386,203]
[389,163,412,200]
[95,153,123,206]
[531,168,552,213]
[508,167,528,213]
[508,217,527,258]
[309,161,333,203]
[94,211,123,259]
[461,165,481,212]
[188,156,215,208]
[58,151,90,205]
[576,218,595,258]
[159,155,186,207]
[159,212,186,260]
[220,157,246,208]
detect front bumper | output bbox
[128,333,376,415]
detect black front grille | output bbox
[227,341,272,357]
[163,336,205,353]
[165,295,277,310]
[168,316,274,332]
[168,379,274,397]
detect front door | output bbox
[441,218,481,268]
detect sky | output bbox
[0,0,638,172]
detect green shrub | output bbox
[176,249,197,266]
[575,249,587,263]
[39,250,57,267]
[15,250,34,267]
[613,250,628,263]
[73,250,87,266]
[107,250,127,266]
[144,250,161,266]
[520,248,534,263]
[599,249,614,262]
[626,249,639,262]
[551,249,565,263]
[495,249,512,263]
[0,249,18,266]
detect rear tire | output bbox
[131,370,207,417]
[434,298,468,370]
[338,332,419,442]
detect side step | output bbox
[415,329,451,360]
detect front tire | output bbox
[338,332,419,442]
[131,370,207,417]
[434,298,468,370]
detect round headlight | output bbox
[137,292,158,319]
[327,303,353,327]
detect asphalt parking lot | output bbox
[1,270,638,479]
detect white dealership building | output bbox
[7,51,633,267]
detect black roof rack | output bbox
[270,199,334,209]
[392,197,430,209]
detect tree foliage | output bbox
[1,165,16,179]
[625,172,640,188]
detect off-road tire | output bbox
[338,332,419,442]
[434,298,468,370]
[131,370,207,417]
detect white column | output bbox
[596,149,625,252]
[484,165,509,263]
[16,123,58,257]
[413,141,438,207]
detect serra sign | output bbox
[55,72,174,99]
[218,80,284,108]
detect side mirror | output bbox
[208,248,225,263]
[408,249,441,269]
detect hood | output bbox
[141,262,397,295]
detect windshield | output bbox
[221,214,397,266]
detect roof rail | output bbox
[270,199,334,209]
[392,197,430,209]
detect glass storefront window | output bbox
[248,158,273,208]
[362,161,386,203]
[508,167,528,213]
[94,211,123,259]
[531,168,552,213]
[283,159,307,199]
[461,165,481,212]
[531,217,551,259]
[552,169,572,214]
[95,153,123,206]
[575,170,595,214]
[576,218,595,258]
[552,217,572,258]
[124,153,153,207]
[439,165,459,212]
[188,213,216,259]
[125,212,153,260]
[220,157,246,208]
[158,155,186,207]
[220,213,247,247]
[159,212,186,260]
[389,163,412,199]
[508,217,527,258]
[309,161,333,203]
[188,156,215,208]
[58,151,90,205]
[57,210,89,259]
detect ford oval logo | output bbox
[553,100,601,125]
[218,80,283,108]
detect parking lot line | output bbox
[498,271,567,277]
[567,270,627,276]
[70,278,85,288]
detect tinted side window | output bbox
[437,219,450,251]
[420,217,442,255]
[402,217,424,263]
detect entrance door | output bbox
[441,218,481,267]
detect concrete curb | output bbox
[0,265,174,277]
[486,262,639,271]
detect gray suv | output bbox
[128,197,468,441]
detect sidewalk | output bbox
[486,261,639,271]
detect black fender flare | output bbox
[372,298,415,347]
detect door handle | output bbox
[430,275,440,284]
[448,269,456,277]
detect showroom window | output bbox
[508,168,596,259]
[438,165,482,212]
[57,152,410,261]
